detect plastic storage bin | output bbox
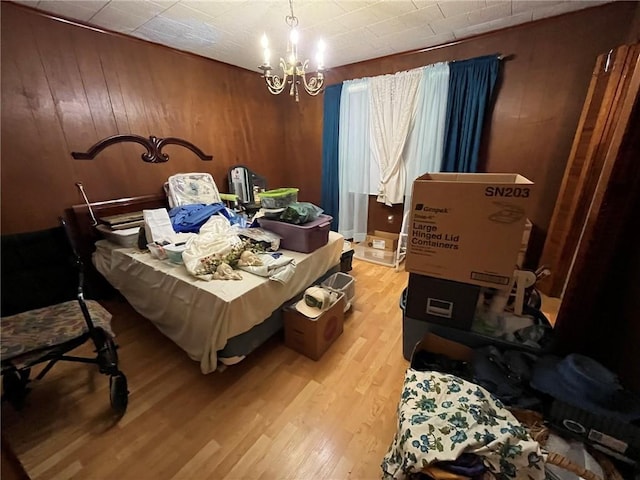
[322,272,355,310]
[259,188,299,209]
[163,243,187,264]
[258,214,332,253]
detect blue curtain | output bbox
[442,55,500,173]
[321,83,343,230]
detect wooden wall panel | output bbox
[1,2,636,243]
[0,3,285,234]
[283,2,636,262]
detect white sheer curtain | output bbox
[338,79,371,242]
[402,62,450,217]
[369,69,422,206]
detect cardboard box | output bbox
[364,231,399,251]
[406,173,535,289]
[284,294,345,360]
[405,274,481,330]
[354,243,396,267]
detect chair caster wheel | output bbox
[2,369,30,410]
[109,373,128,415]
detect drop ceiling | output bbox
[16,0,610,71]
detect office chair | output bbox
[1,218,128,414]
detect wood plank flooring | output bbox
[2,259,410,480]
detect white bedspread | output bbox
[93,231,343,373]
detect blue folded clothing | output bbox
[169,203,226,233]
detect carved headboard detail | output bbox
[71,134,213,163]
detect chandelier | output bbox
[259,0,326,102]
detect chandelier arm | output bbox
[263,58,292,95]
[298,60,325,96]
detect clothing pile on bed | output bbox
[143,172,296,283]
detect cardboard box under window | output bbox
[353,243,397,267]
[364,231,399,251]
[406,173,535,289]
[283,294,346,360]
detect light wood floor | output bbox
[2,259,411,480]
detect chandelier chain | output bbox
[286,0,298,27]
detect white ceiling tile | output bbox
[90,3,163,31]
[180,0,247,19]
[429,12,471,35]
[368,15,412,37]
[437,0,485,18]
[35,0,109,21]
[333,27,388,50]
[468,3,512,24]
[420,31,456,48]
[531,1,602,20]
[22,0,616,70]
[293,0,353,26]
[511,0,559,15]
[334,1,380,13]
[303,18,350,38]
[411,4,445,23]
[158,2,216,24]
[454,9,532,39]
[366,1,419,20]
[148,0,179,7]
[91,12,148,32]
[333,6,392,30]
[100,0,170,18]
[13,0,40,7]
[411,0,439,8]
[381,28,444,54]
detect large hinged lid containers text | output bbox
[406,173,535,289]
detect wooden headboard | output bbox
[66,193,168,259]
[67,133,213,258]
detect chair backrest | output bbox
[1,222,80,317]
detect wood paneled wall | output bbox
[0,3,285,234]
[1,2,636,246]
[283,2,637,264]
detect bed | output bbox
[92,232,342,373]
[67,134,343,373]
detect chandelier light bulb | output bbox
[261,33,269,49]
[317,39,326,53]
[289,28,299,45]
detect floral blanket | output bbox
[381,369,545,480]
